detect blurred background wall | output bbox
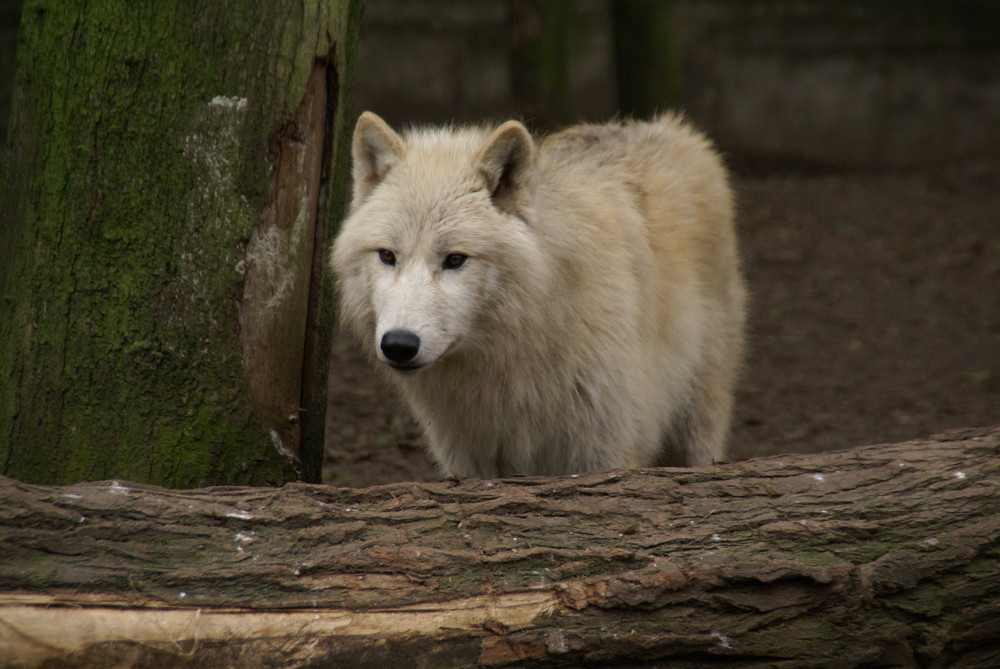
[2,1,999,167]
[353,0,1000,167]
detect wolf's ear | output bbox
[475,121,535,215]
[351,111,406,208]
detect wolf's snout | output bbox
[380,330,421,364]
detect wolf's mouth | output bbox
[388,362,424,373]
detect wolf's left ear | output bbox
[475,121,535,215]
[351,111,406,209]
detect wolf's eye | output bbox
[442,253,467,270]
[377,249,396,266]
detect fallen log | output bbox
[1,427,998,668]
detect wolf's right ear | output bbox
[351,112,406,208]
[475,121,535,215]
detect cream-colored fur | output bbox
[331,112,746,478]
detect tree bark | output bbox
[0,0,363,487]
[1,427,997,668]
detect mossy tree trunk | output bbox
[0,428,998,667]
[0,1,363,487]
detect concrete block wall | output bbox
[674,2,1000,166]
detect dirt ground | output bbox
[324,159,1000,487]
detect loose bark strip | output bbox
[1,427,998,668]
[239,54,330,471]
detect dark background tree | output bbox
[0,1,363,487]
[611,0,678,118]
[508,0,571,131]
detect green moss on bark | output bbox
[0,1,362,486]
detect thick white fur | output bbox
[331,112,746,477]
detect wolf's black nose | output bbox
[380,330,421,363]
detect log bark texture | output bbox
[0,1,363,487]
[1,427,998,668]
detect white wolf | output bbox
[331,112,746,478]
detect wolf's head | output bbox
[331,112,545,373]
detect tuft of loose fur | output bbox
[331,111,746,478]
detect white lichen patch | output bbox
[953,471,966,480]
[712,630,733,649]
[546,629,569,654]
[270,429,297,462]
[226,510,254,521]
[175,94,255,339]
[245,210,309,313]
[210,95,248,111]
[107,480,130,496]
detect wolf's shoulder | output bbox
[538,114,715,168]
